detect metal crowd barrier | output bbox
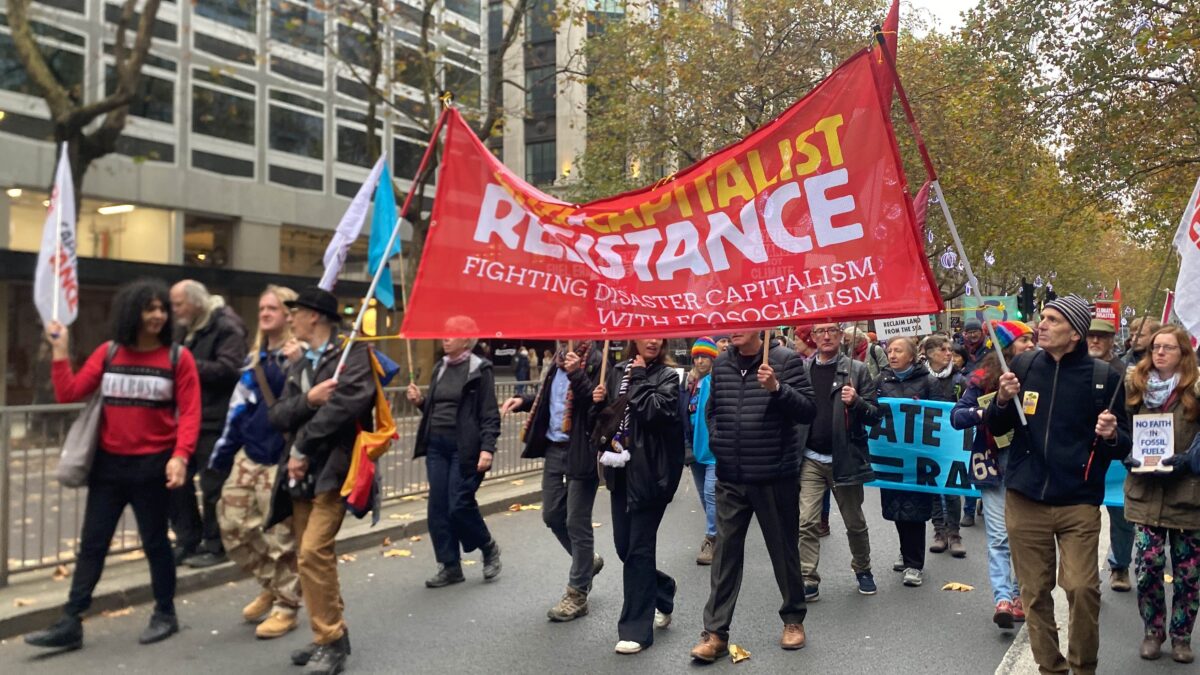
[0,381,543,587]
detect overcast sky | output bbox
[910,0,978,32]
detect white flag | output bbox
[318,154,387,291]
[34,143,79,326]
[1172,172,1200,336]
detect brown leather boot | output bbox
[1110,568,1132,592]
[242,591,274,622]
[547,587,589,622]
[689,631,729,662]
[781,623,807,650]
[948,534,967,558]
[1141,634,1164,660]
[1172,640,1194,664]
[696,535,715,566]
[929,532,948,553]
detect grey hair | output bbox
[177,279,210,309]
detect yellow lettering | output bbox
[673,184,693,218]
[607,207,645,232]
[714,159,755,209]
[747,150,777,193]
[777,140,794,181]
[815,114,845,167]
[794,129,822,176]
[693,171,715,212]
[638,190,674,227]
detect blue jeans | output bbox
[981,484,1017,604]
[691,462,717,537]
[1106,505,1134,571]
[425,433,492,565]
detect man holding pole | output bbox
[987,295,1131,675]
[500,340,606,621]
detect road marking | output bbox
[996,507,1110,674]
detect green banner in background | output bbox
[962,295,1020,323]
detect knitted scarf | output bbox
[599,362,634,468]
[520,342,591,441]
[1145,371,1179,410]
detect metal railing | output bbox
[0,381,543,586]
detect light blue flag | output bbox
[368,161,400,309]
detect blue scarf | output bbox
[893,364,916,380]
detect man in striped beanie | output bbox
[985,294,1130,674]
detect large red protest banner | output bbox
[402,49,943,340]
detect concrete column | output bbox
[168,210,185,265]
[231,219,281,274]
[0,193,11,249]
[501,0,525,173]
[554,1,587,186]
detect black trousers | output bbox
[704,476,806,640]
[895,520,926,570]
[168,429,228,554]
[426,433,492,564]
[610,471,675,646]
[66,450,176,617]
[541,442,600,592]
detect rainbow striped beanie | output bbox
[691,337,719,359]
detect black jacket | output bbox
[181,305,248,431]
[707,344,818,484]
[987,346,1131,506]
[598,360,684,512]
[266,336,375,527]
[413,355,501,475]
[797,355,882,486]
[515,347,603,480]
[876,363,944,522]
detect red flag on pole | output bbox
[873,0,900,106]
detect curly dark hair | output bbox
[111,278,173,347]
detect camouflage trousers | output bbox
[217,451,301,609]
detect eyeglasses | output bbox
[1151,344,1180,353]
[1085,334,1111,340]
[812,328,842,336]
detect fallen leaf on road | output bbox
[401,495,424,502]
[388,513,414,520]
[941,582,975,592]
[381,537,392,547]
[508,503,523,511]
[13,598,36,607]
[409,535,422,542]
[116,550,146,562]
[518,504,541,511]
[510,479,525,486]
[52,564,70,580]
[338,554,357,563]
[383,549,412,558]
[1165,574,1174,583]
[730,644,751,663]
[463,560,477,566]
[102,606,133,618]
[592,522,603,528]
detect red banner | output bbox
[402,50,943,340]
[1093,301,1120,330]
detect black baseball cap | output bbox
[285,286,341,322]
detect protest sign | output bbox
[1131,413,1175,473]
[402,50,943,339]
[876,315,933,341]
[962,295,1019,323]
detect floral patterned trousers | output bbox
[1135,524,1200,644]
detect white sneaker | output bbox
[615,640,644,654]
[654,609,671,629]
[893,554,905,572]
[902,568,924,587]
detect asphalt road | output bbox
[0,482,1171,674]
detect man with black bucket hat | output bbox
[266,287,375,675]
[986,293,1132,675]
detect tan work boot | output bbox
[255,609,298,639]
[781,623,807,650]
[929,532,948,553]
[696,535,715,565]
[242,591,274,622]
[1111,568,1132,592]
[547,587,589,622]
[690,631,729,662]
[948,534,967,558]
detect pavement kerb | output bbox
[0,472,544,641]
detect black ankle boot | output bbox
[305,630,350,675]
[25,615,83,650]
[425,562,465,588]
[482,540,502,581]
[138,611,178,645]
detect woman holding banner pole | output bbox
[875,336,943,588]
[951,319,1034,630]
[1122,325,1200,663]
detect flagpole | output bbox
[333,109,450,382]
[872,27,1026,425]
[52,143,66,324]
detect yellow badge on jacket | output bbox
[1022,391,1039,416]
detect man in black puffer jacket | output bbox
[690,331,817,662]
[987,295,1130,675]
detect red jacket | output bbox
[52,343,201,460]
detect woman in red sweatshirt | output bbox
[25,278,201,651]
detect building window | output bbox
[0,30,84,97]
[194,0,257,33]
[268,165,323,191]
[192,150,254,178]
[269,103,324,160]
[105,66,173,123]
[445,63,480,108]
[270,56,323,86]
[525,65,554,117]
[526,0,556,44]
[184,215,235,268]
[193,32,256,65]
[192,84,256,144]
[337,23,372,71]
[445,0,482,23]
[393,46,427,90]
[393,137,426,179]
[525,140,556,185]
[280,224,368,280]
[6,189,173,264]
[271,0,325,55]
[337,125,378,168]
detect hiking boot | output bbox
[138,611,179,645]
[24,615,83,650]
[1012,596,1026,622]
[948,534,967,558]
[856,571,877,595]
[242,591,274,622]
[993,600,1015,630]
[482,540,502,581]
[892,554,905,572]
[929,532,948,553]
[696,535,715,565]
[185,550,228,569]
[1141,634,1164,660]
[547,587,589,622]
[255,609,298,639]
[902,568,924,587]
[781,623,807,650]
[1110,568,1132,592]
[592,554,605,578]
[654,609,672,629]
[1172,640,1194,664]
[690,631,729,662]
[960,514,975,528]
[425,563,465,588]
[292,628,350,666]
[615,640,643,654]
[304,630,350,675]
[804,583,820,602]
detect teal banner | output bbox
[864,397,1126,507]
